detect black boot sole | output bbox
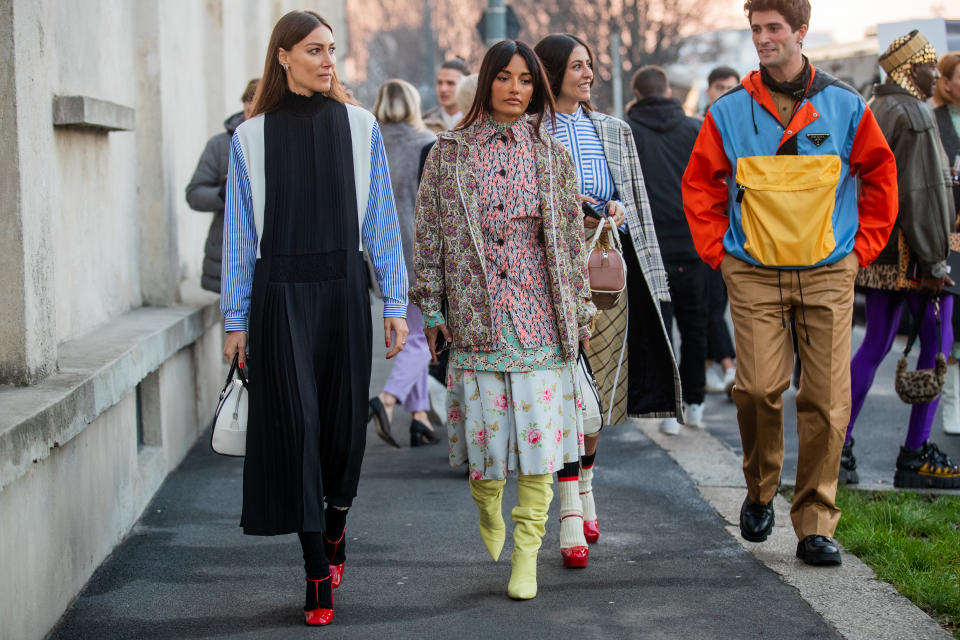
[796,541,841,566]
[894,469,960,489]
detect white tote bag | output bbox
[576,348,603,436]
[211,355,248,457]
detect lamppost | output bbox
[485,0,506,46]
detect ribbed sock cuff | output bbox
[579,466,596,521]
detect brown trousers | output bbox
[721,253,859,539]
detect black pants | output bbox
[705,266,736,362]
[661,260,708,405]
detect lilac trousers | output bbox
[847,289,953,449]
[383,303,431,413]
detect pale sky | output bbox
[722,0,950,42]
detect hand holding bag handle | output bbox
[211,354,249,456]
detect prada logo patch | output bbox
[806,133,830,147]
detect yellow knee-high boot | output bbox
[508,473,553,600]
[469,478,507,562]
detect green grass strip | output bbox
[833,487,960,638]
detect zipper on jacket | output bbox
[736,184,746,203]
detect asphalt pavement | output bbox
[49,303,846,640]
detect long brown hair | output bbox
[534,34,595,113]
[458,40,556,141]
[251,10,351,116]
[934,52,960,106]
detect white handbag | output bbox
[576,347,603,436]
[211,355,248,457]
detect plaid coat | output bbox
[586,111,683,419]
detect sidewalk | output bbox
[48,307,953,639]
[50,424,841,639]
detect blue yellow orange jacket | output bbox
[682,65,898,270]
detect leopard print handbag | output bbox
[894,297,946,405]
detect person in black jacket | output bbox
[185,78,258,293]
[626,65,707,434]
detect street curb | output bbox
[632,418,952,640]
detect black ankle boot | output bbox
[839,438,859,485]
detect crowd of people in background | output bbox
[186,0,960,627]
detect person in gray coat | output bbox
[367,78,439,449]
[185,78,258,293]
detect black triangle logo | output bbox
[807,133,830,147]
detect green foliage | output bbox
[833,488,960,638]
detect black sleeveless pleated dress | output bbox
[242,92,372,535]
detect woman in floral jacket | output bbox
[413,40,594,600]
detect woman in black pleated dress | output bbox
[221,10,409,626]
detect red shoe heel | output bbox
[324,531,346,589]
[561,545,589,568]
[304,577,334,626]
[583,519,600,544]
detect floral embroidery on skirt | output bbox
[445,366,585,480]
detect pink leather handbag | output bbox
[586,218,626,310]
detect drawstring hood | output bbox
[750,91,758,135]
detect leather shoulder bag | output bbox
[895,298,946,405]
[586,217,626,310]
[212,354,249,456]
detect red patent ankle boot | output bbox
[324,531,346,588]
[304,576,334,626]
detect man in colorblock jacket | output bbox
[681,0,898,566]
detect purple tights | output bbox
[847,289,953,449]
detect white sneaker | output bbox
[943,363,960,435]
[705,364,725,393]
[659,417,681,435]
[722,367,736,394]
[685,402,705,428]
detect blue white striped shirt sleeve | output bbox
[362,121,409,318]
[221,133,257,333]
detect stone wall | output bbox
[0,1,346,637]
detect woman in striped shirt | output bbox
[221,11,408,626]
[535,34,682,553]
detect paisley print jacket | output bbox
[412,118,595,363]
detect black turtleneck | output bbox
[277,90,330,117]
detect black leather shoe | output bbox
[796,535,842,566]
[369,397,401,449]
[739,497,774,542]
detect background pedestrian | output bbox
[185,78,258,293]
[369,78,439,448]
[535,33,681,552]
[845,31,959,489]
[626,65,708,434]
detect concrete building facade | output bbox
[0,2,345,638]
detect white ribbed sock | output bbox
[579,466,597,521]
[558,480,587,548]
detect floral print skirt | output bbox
[446,366,585,480]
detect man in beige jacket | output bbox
[422,59,470,133]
